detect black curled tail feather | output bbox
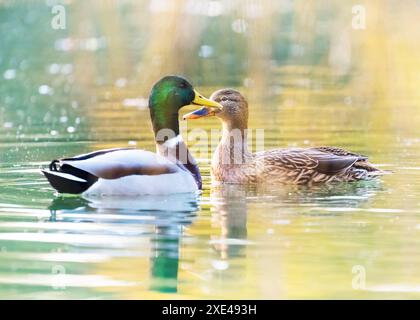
[49,159,60,171]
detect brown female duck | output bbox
[184,89,385,185]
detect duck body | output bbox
[41,75,222,195]
[184,88,386,185]
[211,145,382,185]
[42,147,199,195]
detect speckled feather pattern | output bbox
[211,145,380,185]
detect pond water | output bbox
[1,1,420,299]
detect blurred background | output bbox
[1,0,419,157]
[0,0,420,299]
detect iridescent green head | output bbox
[148,75,222,142]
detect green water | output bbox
[1,1,420,299]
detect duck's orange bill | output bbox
[183,106,214,120]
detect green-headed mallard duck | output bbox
[184,88,386,185]
[41,75,221,195]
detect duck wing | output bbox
[310,146,368,160]
[262,148,359,175]
[310,146,381,172]
[42,148,180,194]
[58,148,178,179]
[310,152,359,174]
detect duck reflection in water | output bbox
[48,193,199,294]
[209,180,383,262]
[45,180,382,295]
[210,184,250,260]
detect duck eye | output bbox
[221,96,228,102]
[178,82,187,88]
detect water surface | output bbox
[1,1,420,299]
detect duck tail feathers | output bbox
[42,159,99,194]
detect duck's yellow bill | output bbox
[183,90,222,120]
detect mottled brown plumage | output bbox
[186,88,386,185]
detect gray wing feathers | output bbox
[263,148,360,175]
[315,156,359,174]
[60,149,179,179]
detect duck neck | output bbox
[216,120,252,166]
[150,108,180,141]
[149,101,201,189]
[149,99,181,159]
[156,135,202,190]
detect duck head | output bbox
[183,88,248,130]
[149,75,222,141]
